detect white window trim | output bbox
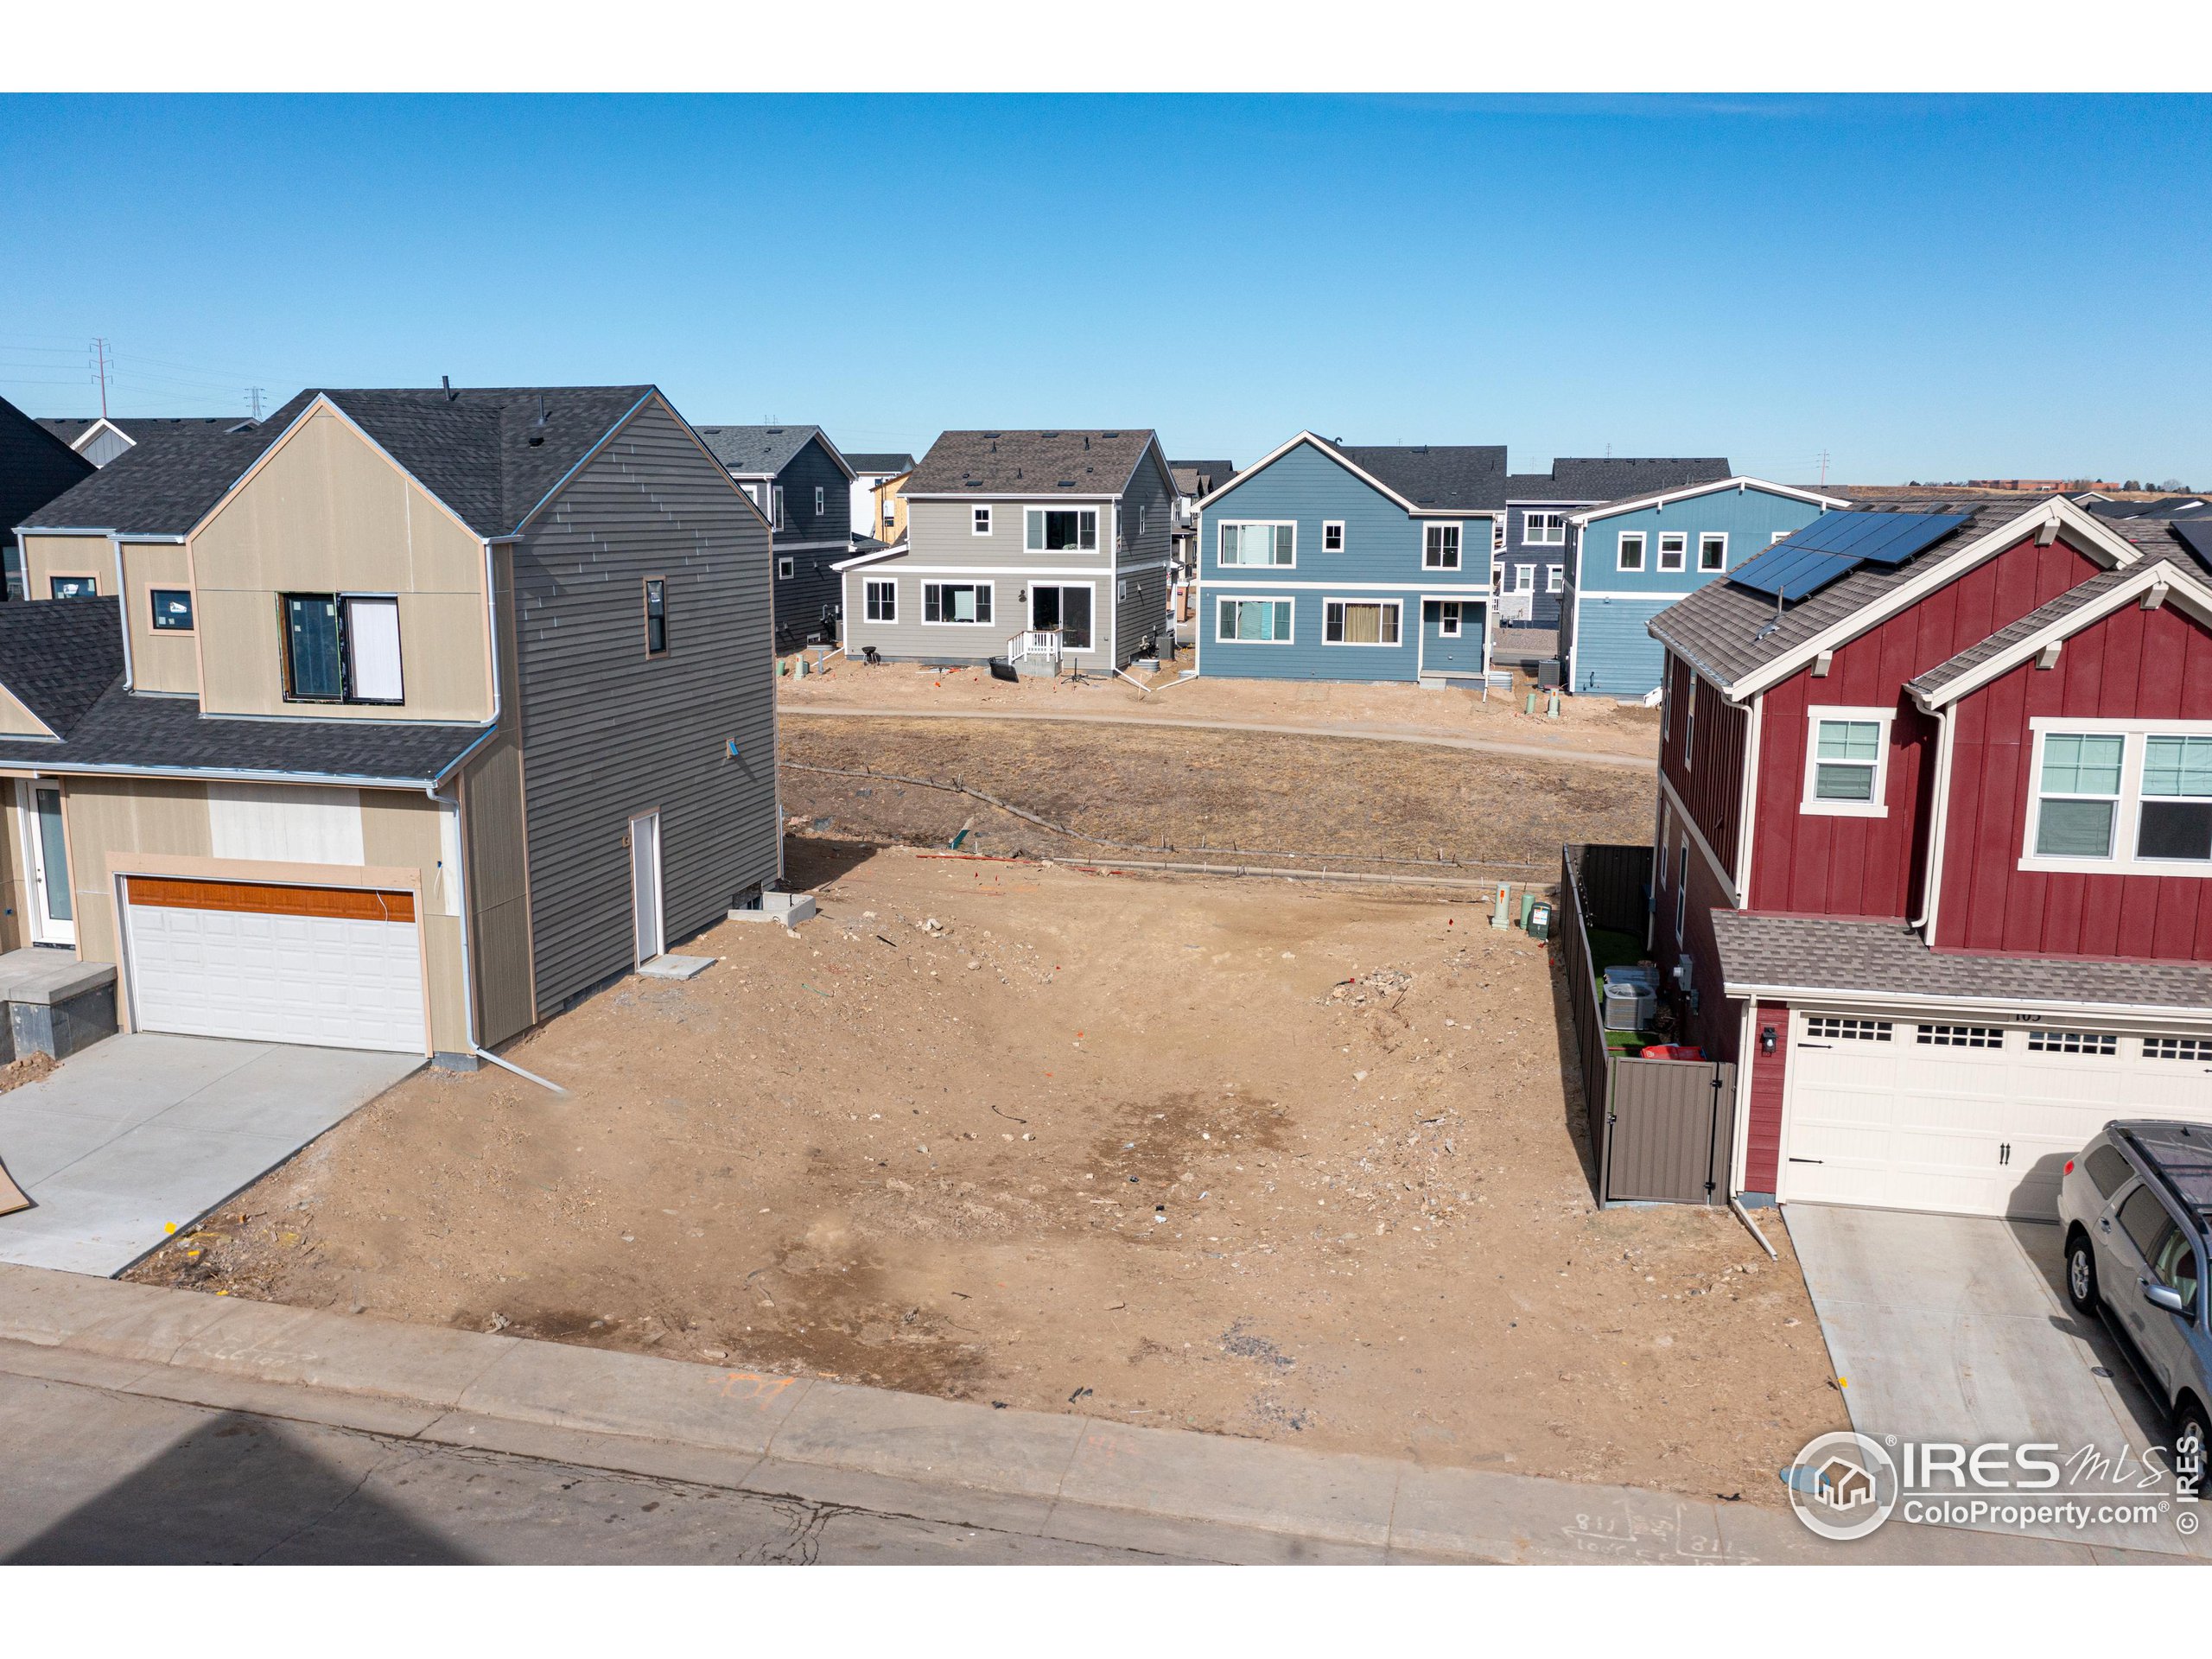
[1215,594,1295,645]
[1522,512,1567,546]
[772,486,785,531]
[1802,703,1897,819]
[1025,505,1101,555]
[1699,531,1729,572]
[1492,518,1506,553]
[862,577,897,624]
[1322,519,1345,552]
[972,505,993,536]
[1657,531,1688,573]
[1618,531,1647,572]
[920,579,996,626]
[1674,841,1688,939]
[1510,563,1535,594]
[814,486,825,516]
[1546,563,1564,594]
[1027,579,1099,652]
[776,556,796,581]
[1321,597,1403,647]
[2020,717,2212,877]
[1423,522,1463,570]
[1217,518,1297,569]
[1434,600,1463,639]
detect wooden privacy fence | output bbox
[1559,843,1735,1207]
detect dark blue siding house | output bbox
[1561,475,1850,697]
[1497,457,1731,630]
[696,424,858,649]
[1193,433,1499,685]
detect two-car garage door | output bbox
[120,876,426,1054]
[1782,1013,2212,1218]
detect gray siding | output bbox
[906,496,1121,575]
[514,397,779,1014]
[1112,446,1174,664]
[770,435,850,647]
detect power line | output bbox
[89,338,111,418]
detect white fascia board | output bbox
[68,418,133,455]
[810,431,859,483]
[1715,976,2212,1029]
[830,545,908,573]
[1192,432,1425,516]
[1568,477,1853,528]
[1910,557,2212,712]
[1724,498,2152,701]
[903,492,1120,503]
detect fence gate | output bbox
[1600,1058,1736,1205]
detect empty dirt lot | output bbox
[130,844,1843,1504]
[780,716,1654,875]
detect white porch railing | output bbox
[1007,626,1063,665]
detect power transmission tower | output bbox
[88,338,111,417]
[245,385,265,419]
[1818,448,1831,487]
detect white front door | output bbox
[631,811,664,963]
[19,781,73,945]
[1782,1014,2212,1217]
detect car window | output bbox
[2120,1186,2179,1261]
[2156,1231,2202,1306]
[2086,1145,2133,1198]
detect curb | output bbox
[0,1264,2155,1565]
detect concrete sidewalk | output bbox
[0,1263,2175,1565]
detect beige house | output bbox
[7,384,779,1067]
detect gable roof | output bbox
[1646,496,2148,698]
[1572,475,1852,525]
[905,429,1162,498]
[0,595,124,736]
[844,452,914,475]
[22,385,666,541]
[35,415,262,459]
[1335,443,1508,512]
[694,424,854,481]
[1508,456,1731,505]
[1169,459,1236,499]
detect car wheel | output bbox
[2066,1231,2100,1314]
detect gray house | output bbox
[838,429,1175,672]
[36,414,264,471]
[1498,456,1730,629]
[10,384,778,1065]
[695,424,856,650]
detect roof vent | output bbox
[529,394,550,446]
[442,375,456,403]
[1058,479,1077,488]
[1042,430,1059,438]
[1083,435,1090,450]
[1102,430,1120,437]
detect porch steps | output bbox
[0,950,118,1062]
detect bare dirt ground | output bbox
[781,657,1661,763]
[129,844,1843,1503]
[781,717,1653,878]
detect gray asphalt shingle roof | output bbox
[1903,566,2138,705]
[906,429,1159,497]
[1169,459,1236,497]
[1646,499,2025,691]
[1713,910,2212,1014]
[24,386,659,540]
[693,424,843,479]
[0,596,124,734]
[1337,444,1508,512]
[1506,457,1732,504]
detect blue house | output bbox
[1193,433,1501,685]
[1497,457,1729,630]
[1561,476,1851,698]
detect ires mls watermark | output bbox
[1783,1429,2205,1542]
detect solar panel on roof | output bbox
[1726,511,1973,601]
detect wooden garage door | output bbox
[1783,1014,2212,1217]
[122,876,426,1053]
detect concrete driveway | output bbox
[1786,1204,2203,1557]
[0,1035,422,1277]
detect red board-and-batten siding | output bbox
[1746,533,2102,920]
[1658,653,1746,875]
[1936,591,2212,960]
[1744,1000,1789,1193]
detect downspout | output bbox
[1909,702,1955,941]
[110,535,134,690]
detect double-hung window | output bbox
[1323,521,1344,552]
[1802,706,1893,817]
[2028,726,2212,870]
[973,505,993,536]
[1423,524,1461,569]
[1658,531,1688,572]
[1026,507,1098,552]
[864,578,896,623]
[1699,533,1727,571]
[923,582,992,625]
[1324,600,1400,645]
[1618,532,1646,572]
[1217,596,1292,642]
[1546,564,1564,594]
[1218,521,1294,567]
[283,593,404,703]
[1523,512,1567,545]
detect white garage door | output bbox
[1782,1014,2212,1217]
[122,876,426,1054]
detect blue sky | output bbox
[3,94,2206,486]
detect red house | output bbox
[1644,495,2212,1220]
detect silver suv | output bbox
[2058,1122,2212,1471]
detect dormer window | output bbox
[150,589,194,631]
[49,575,97,600]
[283,593,404,705]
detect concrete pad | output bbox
[0,1034,422,1276]
[1390,1460,1735,1565]
[769,1377,1085,1497]
[456,1340,813,1453]
[1059,1418,1402,1548]
[637,954,716,981]
[170,1301,514,1407]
